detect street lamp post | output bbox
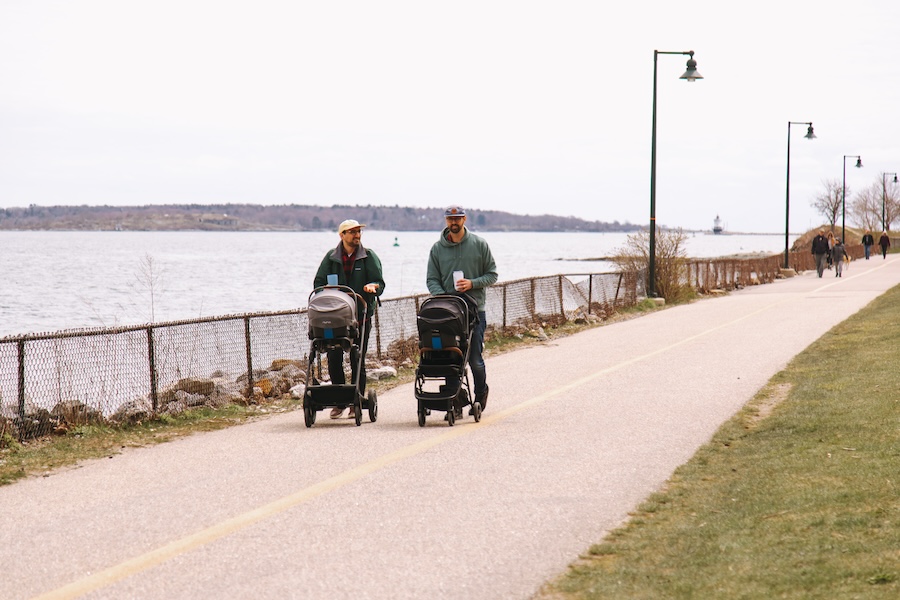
[784,121,816,270]
[882,172,898,232]
[649,49,702,298]
[842,155,862,242]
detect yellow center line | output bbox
[35,263,888,599]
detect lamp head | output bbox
[894,174,899,184]
[855,157,863,168]
[679,52,703,82]
[804,125,816,140]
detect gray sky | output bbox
[2,0,899,233]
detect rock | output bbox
[173,390,205,407]
[110,396,153,424]
[271,358,303,371]
[51,400,103,425]
[254,378,274,397]
[173,377,215,396]
[368,366,398,381]
[290,384,306,399]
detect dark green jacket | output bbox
[314,244,385,319]
[426,227,498,311]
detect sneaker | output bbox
[347,406,356,419]
[330,407,344,419]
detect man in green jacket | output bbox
[426,206,498,412]
[314,219,385,418]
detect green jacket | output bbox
[314,244,385,319]
[426,227,498,311]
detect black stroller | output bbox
[303,285,377,427]
[414,293,482,426]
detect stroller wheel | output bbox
[304,404,316,428]
[367,390,378,422]
[417,409,426,427]
[446,408,455,426]
[471,401,482,423]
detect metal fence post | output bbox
[374,308,382,360]
[588,274,594,315]
[17,339,26,421]
[502,285,508,328]
[244,316,254,395]
[530,278,536,318]
[146,327,159,412]
[615,273,623,306]
[558,275,565,321]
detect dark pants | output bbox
[814,253,827,277]
[327,318,372,398]
[468,311,487,396]
[882,245,889,258]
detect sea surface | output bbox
[0,230,793,337]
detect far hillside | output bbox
[0,204,642,233]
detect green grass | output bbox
[0,403,290,486]
[537,286,900,599]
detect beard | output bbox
[448,223,463,235]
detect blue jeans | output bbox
[865,244,871,259]
[468,311,487,396]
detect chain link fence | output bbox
[1,272,634,441]
[2,247,867,443]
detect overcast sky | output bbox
[2,0,899,233]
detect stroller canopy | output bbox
[417,294,478,351]
[308,287,358,338]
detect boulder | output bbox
[271,358,303,371]
[110,396,153,425]
[368,366,398,381]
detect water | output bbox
[0,230,792,337]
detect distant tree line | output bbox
[0,203,643,233]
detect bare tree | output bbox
[611,228,692,303]
[133,253,165,323]
[854,177,900,232]
[849,182,883,232]
[884,176,900,232]
[812,179,844,231]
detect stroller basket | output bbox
[308,287,359,340]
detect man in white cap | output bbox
[314,219,385,418]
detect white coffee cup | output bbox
[453,271,464,290]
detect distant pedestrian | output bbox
[811,229,830,277]
[879,232,891,259]
[826,231,836,269]
[832,238,849,277]
[862,230,875,260]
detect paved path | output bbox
[3,256,899,600]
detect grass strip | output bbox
[538,286,900,599]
